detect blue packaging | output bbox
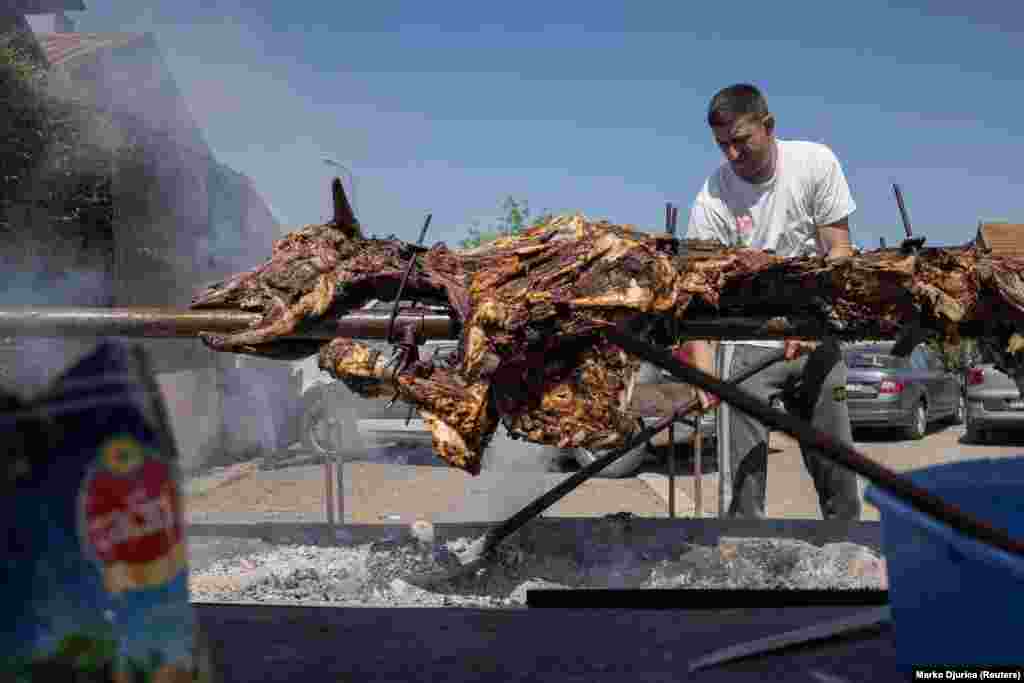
[2,341,213,682]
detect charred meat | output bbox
[191,183,1024,473]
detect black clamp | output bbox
[891,183,930,355]
[383,213,432,414]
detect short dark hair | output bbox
[707,84,769,127]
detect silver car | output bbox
[964,351,1024,444]
[844,342,964,439]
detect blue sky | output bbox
[58,1,1024,249]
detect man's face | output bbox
[711,113,775,182]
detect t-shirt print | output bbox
[735,214,754,247]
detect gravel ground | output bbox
[189,534,888,608]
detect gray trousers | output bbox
[717,344,861,520]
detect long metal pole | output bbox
[0,306,843,342]
[0,306,459,340]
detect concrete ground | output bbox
[184,423,1024,525]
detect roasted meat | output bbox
[191,181,1024,473]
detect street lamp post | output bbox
[323,158,358,217]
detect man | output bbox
[684,83,861,520]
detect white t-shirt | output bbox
[686,138,856,349]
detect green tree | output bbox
[458,196,556,249]
[1,30,129,300]
[0,33,50,206]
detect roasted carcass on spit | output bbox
[191,181,1024,474]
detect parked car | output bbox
[844,341,964,439]
[963,346,1024,444]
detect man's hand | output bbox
[674,343,720,413]
[784,339,818,360]
[696,389,720,413]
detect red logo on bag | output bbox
[79,435,185,593]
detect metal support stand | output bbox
[693,419,703,518]
[322,383,348,527]
[715,342,732,517]
[324,459,335,527]
[667,423,676,518]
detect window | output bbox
[845,348,906,369]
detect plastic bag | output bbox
[2,341,216,682]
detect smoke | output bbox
[0,270,110,396]
[0,25,299,469]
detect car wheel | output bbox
[905,401,927,440]
[300,385,357,458]
[949,394,966,426]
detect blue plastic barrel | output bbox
[864,456,1024,670]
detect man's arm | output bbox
[817,216,854,260]
[786,214,854,360]
[810,145,857,261]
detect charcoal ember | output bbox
[189,538,889,607]
[647,538,888,591]
[717,537,812,576]
[807,542,889,590]
[191,180,1024,474]
[649,546,732,587]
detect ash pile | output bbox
[189,533,888,608]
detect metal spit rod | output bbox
[0,306,459,341]
[0,305,841,342]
